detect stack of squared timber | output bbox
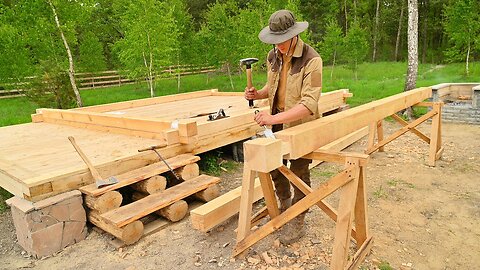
[78,153,220,245]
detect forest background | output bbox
[1,0,479,103]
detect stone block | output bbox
[8,190,87,258]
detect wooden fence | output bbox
[0,65,216,99]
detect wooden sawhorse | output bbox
[365,101,443,166]
[233,138,372,270]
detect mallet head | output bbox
[240,58,258,69]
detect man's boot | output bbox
[279,213,306,245]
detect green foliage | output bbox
[1,62,479,128]
[373,185,388,199]
[443,0,480,75]
[78,32,107,72]
[0,187,13,214]
[25,63,77,109]
[378,261,393,270]
[113,0,180,96]
[198,151,224,176]
[343,21,369,79]
[317,18,343,73]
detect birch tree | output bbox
[372,0,380,62]
[403,0,418,119]
[113,0,179,97]
[395,0,405,61]
[443,0,480,76]
[48,0,83,107]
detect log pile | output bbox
[78,153,220,245]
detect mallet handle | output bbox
[246,68,254,107]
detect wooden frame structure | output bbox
[233,87,442,269]
[1,89,352,202]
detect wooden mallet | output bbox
[240,58,259,108]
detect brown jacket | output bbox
[266,38,322,129]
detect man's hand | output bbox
[254,111,276,126]
[244,87,257,101]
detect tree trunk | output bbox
[143,51,154,97]
[403,0,418,120]
[48,0,83,107]
[146,32,154,97]
[421,0,428,64]
[395,0,405,61]
[466,42,470,76]
[177,58,181,93]
[372,0,380,62]
[344,0,348,32]
[330,50,336,80]
[227,64,234,91]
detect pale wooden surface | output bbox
[0,90,350,201]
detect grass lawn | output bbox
[0,61,478,209]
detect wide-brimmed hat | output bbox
[258,10,308,44]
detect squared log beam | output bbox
[276,87,432,159]
[244,138,283,173]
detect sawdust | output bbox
[0,121,479,270]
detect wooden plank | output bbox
[25,144,189,201]
[353,166,369,245]
[428,103,442,166]
[366,109,437,155]
[102,174,220,227]
[190,178,265,232]
[303,150,369,166]
[277,165,358,239]
[236,167,256,242]
[40,109,172,133]
[277,87,432,159]
[79,154,200,197]
[191,128,368,233]
[73,89,219,113]
[391,114,430,143]
[258,172,280,218]
[330,158,360,269]
[346,236,374,270]
[233,168,354,257]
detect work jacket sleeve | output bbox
[299,57,323,115]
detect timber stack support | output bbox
[234,138,372,269]
[233,87,443,269]
[78,152,220,245]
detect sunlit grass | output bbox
[1,61,479,127]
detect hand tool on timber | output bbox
[138,147,181,182]
[240,58,259,108]
[254,110,275,139]
[207,108,229,121]
[68,136,119,188]
[189,105,233,118]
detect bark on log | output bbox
[84,191,122,214]
[131,175,167,194]
[88,210,143,245]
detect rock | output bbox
[310,239,321,245]
[208,258,217,263]
[273,239,281,248]
[261,252,274,265]
[194,262,202,267]
[247,256,261,265]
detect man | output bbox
[244,10,322,244]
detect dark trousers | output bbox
[270,124,312,205]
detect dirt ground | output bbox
[0,121,479,270]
